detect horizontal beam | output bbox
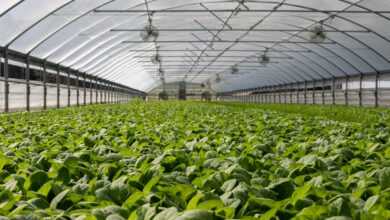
[112,28,368,33]
[0,47,146,95]
[142,65,266,67]
[129,49,311,52]
[95,9,390,14]
[123,40,334,44]
[136,55,293,59]
[140,60,277,63]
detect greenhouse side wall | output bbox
[218,72,390,107]
[0,49,144,113]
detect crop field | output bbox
[0,102,389,219]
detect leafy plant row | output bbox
[0,101,389,219]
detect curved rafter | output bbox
[0,0,389,92]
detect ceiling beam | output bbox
[123,40,334,44]
[112,28,368,33]
[95,9,390,14]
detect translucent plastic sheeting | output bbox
[1,0,390,92]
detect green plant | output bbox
[0,102,389,219]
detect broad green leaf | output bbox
[291,183,312,205]
[153,207,178,220]
[143,176,160,194]
[50,189,70,210]
[197,199,224,210]
[187,192,204,210]
[123,191,144,208]
[364,195,379,211]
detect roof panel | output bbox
[0,0,389,92]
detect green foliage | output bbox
[0,101,389,219]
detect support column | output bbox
[332,77,336,105]
[67,70,71,107]
[375,72,379,107]
[359,74,363,107]
[3,48,9,113]
[26,56,31,112]
[322,80,325,105]
[89,77,93,104]
[83,73,87,105]
[76,72,80,107]
[273,86,276,103]
[304,81,307,104]
[297,83,300,104]
[95,77,98,104]
[345,76,349,106]
[43,61,47,110]
[56,65,60,109]
[312,80,316,105]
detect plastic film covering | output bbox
[0,0,389,92]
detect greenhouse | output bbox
[0,0,390,219]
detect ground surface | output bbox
[0,101,389,219]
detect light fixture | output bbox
[309,22,326,43]
[140,25,159,41]
[231,65,239,74]
[151,54,161,64]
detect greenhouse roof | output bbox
[1,0,390,92]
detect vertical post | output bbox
[3,48,9,113]
[26,56,31,112]
[297,83,300,104]
[89,76,93,104]
[290,84,293,104]
[322,80,325,105]
[95,77,98,104]
[76,71,79,107]
[304,81,307,104]
[83,73,87,105]
[375,72,379,107]
[312,80,316,105]
[345,76,349,106]
[103,82,106,104]
[359,74,363,107]
[56,65,60,109]
[67,69,71,107]
[332,77,336,105]
[101,82,104,104]
[43,61,47,110]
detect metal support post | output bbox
[312,80,316,105]
[76,72,80,107]
[322,80,325,105]
[304,81,307,104]
[43,61,47,110]
[89,77,93,104]
[297,83,300,104]
[375,72,379,107]
[3,48,9,113]
[26,56,31,111]
[345,76,349,106]
[83,73,87,105]
[95,78,99,104]
[332,77,336,105]
[67,70,71,107]
[359,74,363,107]
[56,65,60,109]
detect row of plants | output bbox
[212,102,388,124]
[0,101,389,219]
